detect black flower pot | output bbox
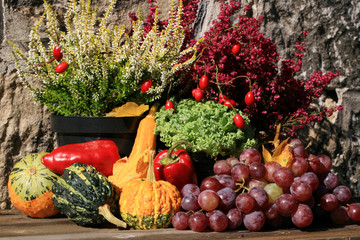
[50,115,144,157]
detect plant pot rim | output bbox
[50,114,144,134]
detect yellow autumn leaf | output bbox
[262,138,294,168]
[106,102,149,117]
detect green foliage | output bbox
[154,99,258,158]
[10,0,197,116]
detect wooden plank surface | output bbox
[1,209,360,240]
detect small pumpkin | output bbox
[8,152,60,218]
[119,150,181,229]
[52,162,126,228]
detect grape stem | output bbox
[235,180,248,193]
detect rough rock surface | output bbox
[0,0,359,209]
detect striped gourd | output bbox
[8,152,60,218]
[51,162,126,228]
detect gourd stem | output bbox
[148,102,159,116]
[98,204,127,228]
[146,150,156,182]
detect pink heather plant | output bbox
[138,0,342,141]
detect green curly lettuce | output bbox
[154,99,258,158]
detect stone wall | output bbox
[0,0,359,209]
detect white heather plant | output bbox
[10,0,197,116]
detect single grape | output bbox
[189,212,208,232]
[330,206,349,225]
[320,193,339,212]
[249,162,266,179]
[288,138,304,148]
[227,208,243,229]
[217,187,237,211]
[227,157,240,166]
[264,183,283,204]
[299,172,319,191]
[249,187,269,209]
[294,156,306,161]
[307,154,321,174]
[236,193,255,214]
[265,203,279,220]
[239,148,262,165]
[181,183,200,198]
[333,185,352,204]
[200,176,223,192]
[198,190,220,212]
[276,193,297,217]
[291,158,308,177]
[216,174,236,190]
[206,209,222,218]
[243,211,266,231]
[290,181,312,202]
[208,210,229,232]
[213,160,232,175]
[264,161,281,182]
[322,172,339,191]
[347,203,360,222]
[291,204,313,228]
[317,154,332,174]
[273,167,294,189]
[247,178,268,190]
[231,163,250,183]
[181,193,200,211]
[172,211,189,230]
[291,145,306,157]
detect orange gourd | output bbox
[8,152,60,218]
[108,103,158,191]
[119,150,181,229]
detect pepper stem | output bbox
[98,203,127,228]
[161,139,189,165]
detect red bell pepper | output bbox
[154,140,197,191]
[41,140,120,176]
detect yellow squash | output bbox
[108,103,158,191]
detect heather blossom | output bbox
[10,0,198,116]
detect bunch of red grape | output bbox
[172,139,360,232]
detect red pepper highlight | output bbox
[154,140,197,191]
[41,140,120,176]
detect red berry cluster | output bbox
[53,46,68,74]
